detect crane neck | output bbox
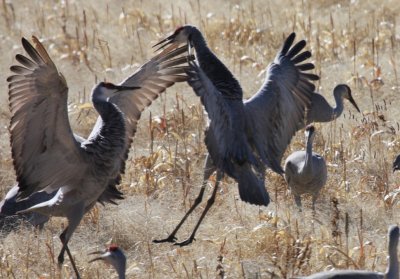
[85,99,126,169]
[301,133,314,176]
[189,27,243,99]
[332,89,345,120]
[113,257,126,279]
[117,267,126,279]
[386,239,399,279]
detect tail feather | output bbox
[237,166,269,206]
[0,185,51,229]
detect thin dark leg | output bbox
[174,170,223,246]
[294,195,302,212]
[312,193,319,212]
[58,227,68,265]
[58,228,81,279]
[153,155,216,243]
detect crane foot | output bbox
[174,237,196,247]
[152,235,177,243]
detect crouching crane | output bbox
[306,84,360,124]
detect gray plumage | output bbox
[90,245,126,279]
[393,155,400,172]
[306,84,360,124]
[0,185,52,231]
[4,36,191,277]
[292,225,399,279]
[284,125,327,210]
[153,25,319,246]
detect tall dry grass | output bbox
[0,0,400,278]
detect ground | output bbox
[0,0,400,278]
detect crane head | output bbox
[393,155,400,173]
[92,81,140,102]
[305,124,315,140]
[89,244,126,275]
[153,25,194,51]
[335,84,361,113]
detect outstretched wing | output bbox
[99,44,194,194]
[244,33,319,174]
[8,37,84,199]
[185,60,256,177]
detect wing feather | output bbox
[97,44,194,197]
[186,60,256,176]
[244,33,319,174]
[8,36,83,199]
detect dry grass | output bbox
[1,0,400,278]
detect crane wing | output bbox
[100,44,193,189]
[185,60,256,176]
[8,37,84,199]
[244,33,319,174]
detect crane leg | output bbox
[174,170,223,247]
[312,194,319,212]
[58,227,81,279]
[294,195,302,212]
[153,154,217,244]
[57,205,83,279]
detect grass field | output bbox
[1,0,400,278]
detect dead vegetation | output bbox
[0,0,400,278]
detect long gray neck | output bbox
[114,259,126,279]
[190,26,243,99]
[117,267,126,279]
[332,89,345,120]
[84,100,126,171]
[386,238,399,279]
[301,133,314,176]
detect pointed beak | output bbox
[348,95,360,113]
[153,33,176,51]
[88,250,108,263]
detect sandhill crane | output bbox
[292,225,399,279]
[153,25,319,246]
[89,245,126,279]
[5,36,192,278]
[307,84,360,124]
[393,155,400,172]
[284,125,327,211]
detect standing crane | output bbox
[292,225,399,279]
[5,36,192,278]
[393,155,400,172]
[306,84,360,124]
[153,25,319,246]
[90,245,127,279]
[284,125,327,211]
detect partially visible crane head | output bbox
[92,81,140,102]
[305,124,315,138]
[153,25,195,51]
[334,84,360,113]
[89,244,126,276]
[393,155,400,173]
